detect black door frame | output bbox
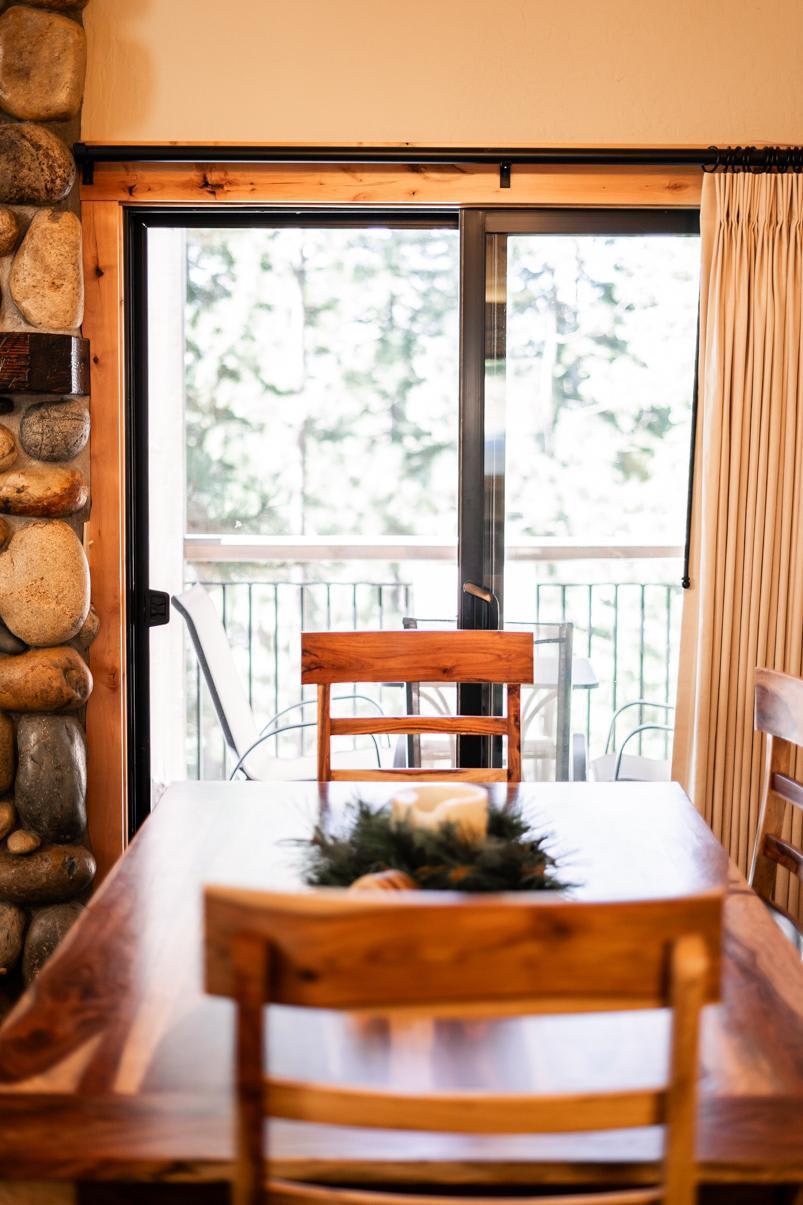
[126,205,699,832]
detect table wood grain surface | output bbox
[0,781,801,1189]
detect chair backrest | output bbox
[172,585,260,761]
[750,668,803,916]
[402,618,573,779]
[301,630,533,782]
[205,886,723,1205]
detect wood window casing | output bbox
[81,160,702,882]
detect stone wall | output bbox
[0,0,95,1017]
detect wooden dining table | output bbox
[0,780,802,1204]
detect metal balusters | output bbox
[183,575,682,779]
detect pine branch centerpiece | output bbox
[302,786,568,893]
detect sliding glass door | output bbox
[128,206,699,820]
[138,212,462,809]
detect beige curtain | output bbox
[673,171,803,919]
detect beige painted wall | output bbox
[83,0,803,145]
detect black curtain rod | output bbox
[74,143,803,187]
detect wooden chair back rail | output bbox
[205,888,723,1009]
[750,668,803,909]
[204,889,721,1205]
[329,767,508,782]
[301,630,534,685]
[265,1177,664,1205]
[302,631,531,783]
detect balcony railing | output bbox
[182,536,683,780]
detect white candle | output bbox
[390,784,489,842]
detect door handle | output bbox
[462,581,500,630]
[145,589,171,627]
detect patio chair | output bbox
[591,699,675,782]
[173,585,387,780]
[402,616,577,780]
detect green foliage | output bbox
[183,226,699,553]
[184,227,458,541]
[301,798,567,893]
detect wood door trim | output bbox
[81,163,702,208]
[82,200,128,884]
[79,168,702,876]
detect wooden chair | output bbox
[301,630,533,783]
[205,886,723,1205]
[749,667,803,946]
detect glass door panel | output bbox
[483,214,700,781]
[145,217,460,793]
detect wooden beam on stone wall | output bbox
[80,162,703,208]
[0,332,90,396]
[81,200,127,884]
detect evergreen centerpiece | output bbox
[302,787,567,894]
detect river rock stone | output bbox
[0,520,89,645]
[0,123,74,206]
[16,715,86,843]
[72,604,99,651]
[0,799,16,841]
[0,6,86,122]
[19,400,89,463]
[0,620,27,655]
[22,901,83,984]
[0,712,13,795]
[0,646,92,712]
[0,465,88,516]
[10,209,84,330]
[0,902,25,973]
[0,207,20,255]
[0,425,16,472]
[0,842,94,905]
[7,828,41,855]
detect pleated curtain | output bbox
[673,170,803,920]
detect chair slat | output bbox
[266,1179,663,1205]
[770,771,803,811]
[330,715,508,737]
[302,631,533,685]
[764,833,803,882]
[264,1075,664,1134]
[329,767,506,782]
